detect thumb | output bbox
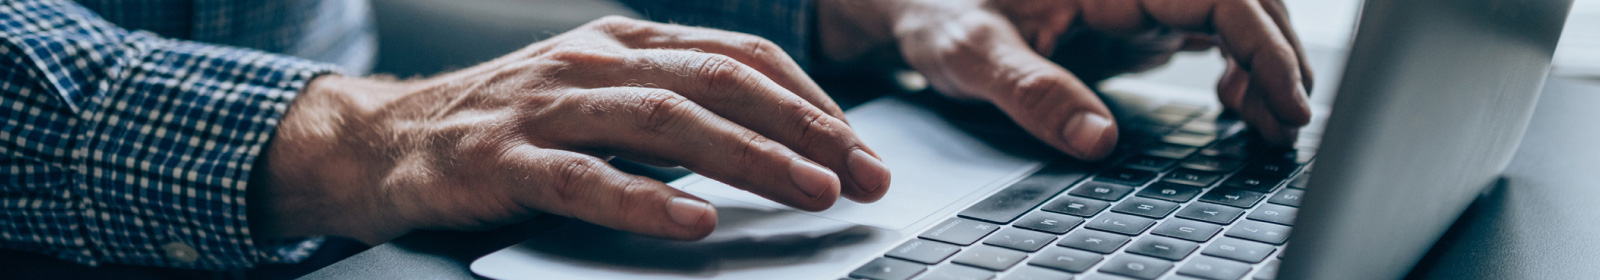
[898,17,1119,160]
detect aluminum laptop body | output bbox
[470,0,1572,279]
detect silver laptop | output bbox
[470,0,1573,279]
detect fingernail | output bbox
[668,197,712,227]
[789,158,839,199]
[847,149,890,195]
[1061,112,1116,159]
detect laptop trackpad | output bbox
[681,97,1047,231]
[472,194,896,279]
[472,97,1051,279]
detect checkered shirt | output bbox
[0,0,336,270]
[1,0,816,271]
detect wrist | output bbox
[248,75,419,245]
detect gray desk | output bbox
[304,78,1600,280]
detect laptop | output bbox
[470,0,1574,279]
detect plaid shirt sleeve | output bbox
[617,0,815,67]
[1,0,337,270]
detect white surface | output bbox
[472,98,1051,279]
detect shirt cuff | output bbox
[70,32,340,269]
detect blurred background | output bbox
[368,0,1598,86]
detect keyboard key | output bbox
[1125,235,1200,261]
[1151,219,1223,242]
[1177,120,1218,135]
[1287,172,1311,189]
[1198,188,1267,208]
[1158,103,1203,118]
[983,228,1058,252]
[1015,212,1084,234]
[920,218,1002,246]
[1029,247,1103,273]
[1153,103,1207,117]
[1202,238,1278,263]
[1242,159,1297,178]
[1267,189,1305,207]
[958,162,1092,223]
[851,257,926,280]
[1068,182,1135,201]
[1110,197,1180,219]
[951,246,1028,271]
[887,239,962,264]
[1177,256,1253,280]
[1084,213,1157,235]
[1058,230,1131,254]
[1175,202,1246,225]
[1180,155,1244,172]
[1162,169,1224,187]
[1143,143,1198,159]
[1219,174,1282,192]
[1247,204,1299,225]
[1121,155,1177,172]
[1135,182,1202,202]
[1099,255,1175,280]
[1094,168,1157,186]
[1002,266,1074,280]
[918,264,994,280]
[1199,137,1254,159]
[1041,197,1110,217]
[1163,132,1216,147]
[1226,221,1293,245]
[1147,112,1193,126]
[1253,259,1282,280]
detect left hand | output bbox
[817,0,1316,160]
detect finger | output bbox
[552,48,891,203]
[552,87,845,211]
[1217,57,1249,110]
[1078,0,1312,126]
[500,146,716,240]
[1179,34,1218,51]
[1220,54,1295,145]
[1239,85,1297,145]
[896,14,1118,160]
[1255,0,1316,92]
[587,17,848,121]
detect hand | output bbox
[247,16,891,244]
[818,0,1315,160]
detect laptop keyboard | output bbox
[847,104,1315,280]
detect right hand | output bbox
[248,16,891,244]
[818,0,1315,160]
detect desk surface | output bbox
[303,78,1600,280]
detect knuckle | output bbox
[731,130,775,172]
[630,89,693,136]
[1006,72,1064,112]
[792,107,839,150]
[694,54,751,93]
[541,48,623,67]
[586,16,658,40]
[739,37,784,61]
[611,177,656,224]
[550,155,607,205]
[587,16,639,32]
